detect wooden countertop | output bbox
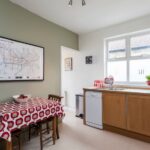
[83,87,150,96]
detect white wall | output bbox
[61,47,81,109]
[61,15,150,109]
[61,45,104,109]
[79,14,150,84]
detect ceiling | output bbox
[10,0,150,34]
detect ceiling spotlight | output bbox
[82,0,86,6]
[68,0,86,6]
[68,0,73,6]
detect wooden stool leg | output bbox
[39,124,43,150]
[29,126,31,141]
[52,117,56,145]
[6,141,12,150]
[46,122,50,134]
[56,117,59,139]
[18,136,22,150]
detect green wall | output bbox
[0,0,78,101]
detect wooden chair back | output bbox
[47,94,63,139]
[48,94,63,102]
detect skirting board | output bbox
[64,106,75,112]
[103,124,150,143]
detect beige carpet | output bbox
[24,111,150,150]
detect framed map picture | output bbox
[64,57,72,71]
[0,36,44,81]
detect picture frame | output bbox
[0,36,44,81]
[64,57,72,71]
[85,56,92,64]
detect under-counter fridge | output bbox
[85,91,103,129]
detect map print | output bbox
[0,37,44,81]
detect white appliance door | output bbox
[85,91,103,129]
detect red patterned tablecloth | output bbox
[0,98,64,142]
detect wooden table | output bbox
[0,98,64,150]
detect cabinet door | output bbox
[127,95,150,136]
[103,92,126,129]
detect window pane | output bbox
[107,61,127,82]
[108,39,126,59]
[129,59,150,82]
[130,34,150,57]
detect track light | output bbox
[82,0,86,6]
[68,0,86,6]
[68,0,73,6]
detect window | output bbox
[130,34,150,57]
[107,61,127,82]
[105,31,150,84]
[129,59,150,82]
[108,39,126,59]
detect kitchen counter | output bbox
[83,87,150,95]
[83,86,150,142]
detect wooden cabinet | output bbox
[103,92,126,129]
[84,88,150,141]
[103,92,150,137]
[127,95,150,136]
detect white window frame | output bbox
[105,30,150,85]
